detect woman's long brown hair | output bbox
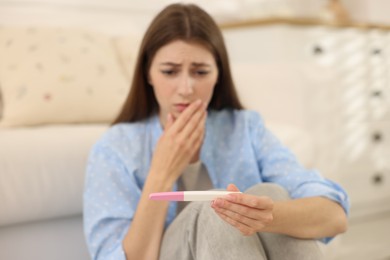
[112,3,243,125]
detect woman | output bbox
[83,3,349,260]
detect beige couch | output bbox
[0,26,137,259]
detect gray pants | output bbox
[159,183,324,260]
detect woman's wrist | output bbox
[146,169,176,192]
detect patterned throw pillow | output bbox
[0,27,130,127]
[112,33,141,81]
[0,88,2,119]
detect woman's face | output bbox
[149,40,218,126]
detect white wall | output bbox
[343,0,390,24]
[1,0,389,33]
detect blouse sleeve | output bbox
[248,111,349,243]
[83,141,141,260]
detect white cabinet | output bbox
[223,24,390,218]
[308,27,390,218]
[308,27,390,216]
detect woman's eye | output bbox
[195,70,209,76]
[161,70,176,75]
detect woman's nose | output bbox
[177,75,194,96]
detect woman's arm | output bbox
[122,171,172,260]
[122,100,207,260]
[265,196,347,238]
[212,184,347,239]
[221,111,348,240]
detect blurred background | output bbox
[0,0,389,259]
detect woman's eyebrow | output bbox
[159,62,181,67]
[159,62,211,67]
[191,62,211,67]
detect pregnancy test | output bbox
[149,191,242,201]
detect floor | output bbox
[0,215,89,260]
[324,211,390,260]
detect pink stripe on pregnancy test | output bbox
[149,191,242,201]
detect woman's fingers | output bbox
[214,201,272,224]
[227,183,240,192]
[223,193,274,210]
[165,113,175,130]
[211,192,274,234]
[168,99,203,134]
[214,209,258,236]
[213,197,273,222]
[186,109,206,144]
[179,103,206,140]
[167,100,206,156]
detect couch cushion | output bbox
[0,125,107,226]
[0,26,130,127]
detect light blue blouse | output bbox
[83,109,349,260]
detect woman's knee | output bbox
[178,201,217,224]
[245,183,290,201]
[187,201,232,231]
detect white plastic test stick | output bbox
[149,191,242,201]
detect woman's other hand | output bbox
[149,99,207,186]
[212,184,274,236]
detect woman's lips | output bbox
[174,104,190,112]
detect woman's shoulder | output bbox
[210,109,264,126]
[92,117,156,152]
[109,120,149,136]
[104,121,148,141]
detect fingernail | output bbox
[214,198,222,207]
